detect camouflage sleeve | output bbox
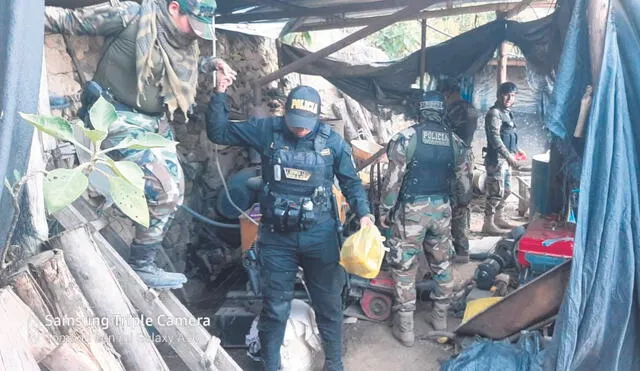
[452,134,473,206]
[44,1,139,36]
[379,128,415,218]
[485,108,512,159]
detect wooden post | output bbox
[52,197,241,371]
[47,226,170,371]
[0,288,57,363]
[344,95,376,142]
[90,230,242,371]
[419,19,427,91]
[587,0,609,85]
[4,250,125,371]
[0,287,101,370]
[253,1,436,91]
[497,41,508,85]
[331,99,360,141]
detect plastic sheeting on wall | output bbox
[0,1,43,251]
[279,14,569,115]
[541,0,640,369]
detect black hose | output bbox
[180,204,241,229]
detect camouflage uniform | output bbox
[44,1,205,288]
[445,99,478,256]
[484,105,517,216]
[380,125,472,312]
[45,2,184,251]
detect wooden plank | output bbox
[296,1,529,32]
[92,230,241,371]
[253,1,437,89]
[218,0,405,24]
[49,227,170,371]
[53,201,241,370]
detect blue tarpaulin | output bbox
[443,0,640,368]
[0,1,44,252]
[543,0,640,369]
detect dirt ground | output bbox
[204,195,527,371]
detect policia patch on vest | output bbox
[284,168,312,181]
[422,130,451,146]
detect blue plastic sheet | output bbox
[0,1,43,252]
[543,0,640,369]
[442,0,640,368]
[442,332,544,371]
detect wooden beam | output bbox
[217,0,410,24]
[497,41,509,84]
[53,200,242,371]
[587,0,609,85]
[253,1,436,91]
[419,19,427,91]
[295,1,527,32]
[503,0,536,18]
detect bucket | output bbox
[351,139,383,162]
[530,152,550,217]
[239,203,261,252]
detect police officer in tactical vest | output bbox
[439,79,479,263]
[208,72,373,370]
[380,91,472,347]
[482,82,525,235]
[44,0,236,289]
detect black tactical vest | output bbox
[485,106,518,165]
[400,121,455,201]
[92,17,165,115]
[260,123,335,231]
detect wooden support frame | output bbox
[53,198,242,371]
[294,1,530,33]
[217,0,411,24]
[253,0,436,99]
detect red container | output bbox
[516,217,576,268]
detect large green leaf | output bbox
[104,132,177,154]
[43,168,89,213]
[20,113,75,142]
[100,158,145,191]
[109,176,149,227]
[89,96,118,133]
[78,126,107,144]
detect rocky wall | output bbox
[43,29,280,297]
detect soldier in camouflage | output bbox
[482,82,525,235]
[44,0,236,289]
[439,79,479,263]
[380,90,472,347]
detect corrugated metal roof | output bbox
[217,0,524,25]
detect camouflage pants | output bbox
[451,204,470,255]
[102,111,185,252]
[484,162,511,216]
[385,196,455,312]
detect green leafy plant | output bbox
[282,31,312,47]
[18,97,176,228]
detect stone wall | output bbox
[43,29,280,297]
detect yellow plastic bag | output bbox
[340,225,386,279]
